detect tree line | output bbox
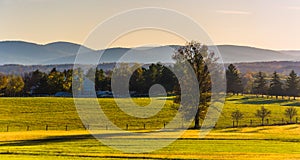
[0,56,300,102]
[0,63,179,96]
[226,64,300,99]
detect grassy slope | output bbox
[1,125,300,159]
[1,96,300,131]
[0,96,300,159]
[218,95,300,127]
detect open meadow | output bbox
[0,95,300,159]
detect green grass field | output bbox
[0,96,300,159]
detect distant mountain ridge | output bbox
[2,61,300,76]
[0,41,300,65]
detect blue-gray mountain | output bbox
[0,41,299,65]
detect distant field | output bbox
[1,96,300,159]
[0,96,299,131]
[0,97,177,131]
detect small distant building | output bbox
[54,92,72,97]
[96,91,113,98]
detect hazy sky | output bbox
[0,0,300,50]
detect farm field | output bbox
[1,95,300,130]
[1,125,300,159]
[0,95,300,159]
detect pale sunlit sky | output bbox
[0,0,300,50]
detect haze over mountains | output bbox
[0,41,299,65]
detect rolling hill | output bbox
[0,41,299,65]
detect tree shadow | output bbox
[282,102,300,106]
[0,134,94,147]
[0,132,132,147]
[0,129,183,147]
[239,99,289,105]
[226,97,250,102]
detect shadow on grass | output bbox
[0,132,134,147]
[283,102,300,106]
[226,97,250,102]
[0,129,184,147]
[239,99,289,105]
[0,134,94,147]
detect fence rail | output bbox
[0,119,299,132]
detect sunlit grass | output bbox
[1,96,300,159]
[1,125,300,159]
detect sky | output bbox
[0,0,300,50]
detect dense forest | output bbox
[0,62,299,98]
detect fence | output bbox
[0,122,181,132]
[230,117,299,128]
[1,118,299,132]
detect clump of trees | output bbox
[226,64,300,99]
[0,73,24,96]
[0,63,179,96]
[231,106,299,127]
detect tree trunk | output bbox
[194,109,200,129]
[261,118,264,126]
[276,95,278,99]
[194,116,200,129]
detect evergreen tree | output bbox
[226,64,243,95]
[269,71,283,99]
[130,66,145,93]
[158,66,178,93]
[286,70,299,100]
[23,70,45,95]
[253,71,268,97]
